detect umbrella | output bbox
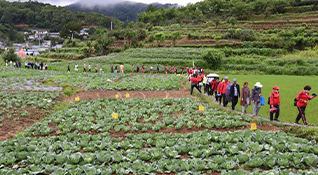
[207,73,220,78]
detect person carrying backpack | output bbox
[269,86,280,122]
[294,85,316,125]
[251,82,263,117]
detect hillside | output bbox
[66,1,178,22]
[0,0,123,42]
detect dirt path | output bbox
[72,87,190,102]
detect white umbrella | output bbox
[207,73,220,78]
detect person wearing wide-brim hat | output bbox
[251,82,263,117]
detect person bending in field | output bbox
[269,86,281,122]
[190,74,202,95]
[67,63,70,72]
[95,66,98,73]
[157,65,159,73]
[181,67,184,74]
[294,85,316,125]
[88,64,91,72]
[165,66,168,74]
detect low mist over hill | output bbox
[66,0,178,22]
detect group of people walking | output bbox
[6,60,48,70]
[189,69,316,126]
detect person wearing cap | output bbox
[220,76,230,107]
[240,82,251,114]
[252,82,263,117]
[294,85,317,125]
[230,78,240,111]
[269,86,281,122]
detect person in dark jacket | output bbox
[269,86,281,122]
[294,85,316,125]
[190,74,202,95]
[240,82,251,114]
[230,79,240,111]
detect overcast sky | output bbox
[7,0,204,6]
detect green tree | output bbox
[171,31,182,46]
[154,32,166,46]
[228,17,237,27]
[213,17,220,29]
[145,5,158,13]
[202,49,225,70]
[2,47,20,62]
[94,34,115,55]
[60,21,83,41]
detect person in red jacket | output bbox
[220,76,230,107]
[213,78,220,102]
[190,75,202,95]
[295,85,316,125]
[217,78,224,105]
[269,86,281,122]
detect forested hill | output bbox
[66,1,178,22]
[0,0,123,32]
[137,0,318,25]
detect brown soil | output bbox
[0,95,68,141]
[72,87,191,102]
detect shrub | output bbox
[202,49,225,70]
[2,47,20,62]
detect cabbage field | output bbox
[2,49,318,174]
[2,96,318,174]
[0,68,183,91]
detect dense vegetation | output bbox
[66,2,177,22]
[137,0,318,24]
[0,0,123,42]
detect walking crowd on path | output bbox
[6,60,48,70]
[187,66,317,126]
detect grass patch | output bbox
[42,79,59,87]
[63,85,83,97]
[286,126,318,142]
[42,79,83,97]
[52,101,70,113]
[217,74,318,125]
